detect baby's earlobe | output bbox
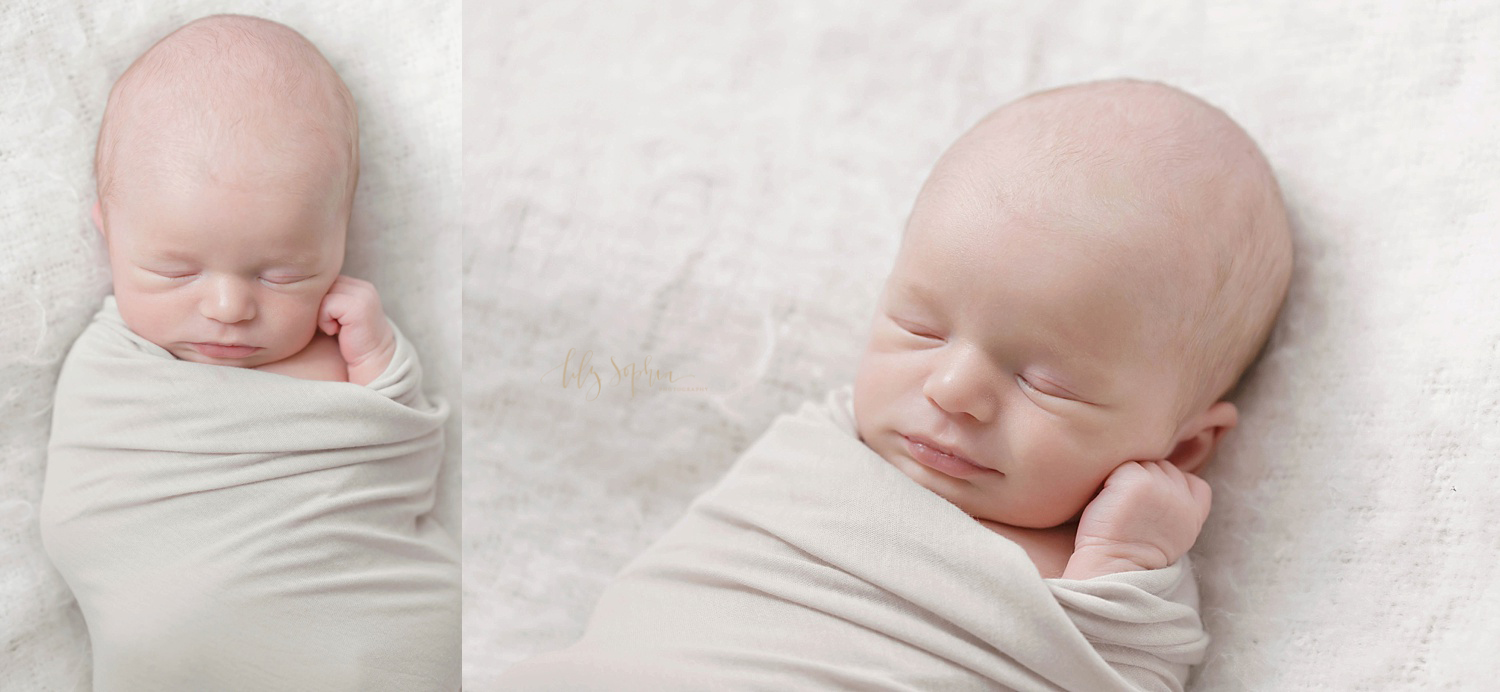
[91,201,105,236]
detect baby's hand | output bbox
[318,275,397,387]
[1061,460,1212,580]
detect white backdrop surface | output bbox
[0,2,460,689]
[466,1,1500,690]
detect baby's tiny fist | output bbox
[1067,460,1212,578]
[317,275,397,386]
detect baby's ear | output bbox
[1164,401,1239,475]
[91,201,105,237]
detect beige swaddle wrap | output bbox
[501,387,1208,691]
[39,296,459,692]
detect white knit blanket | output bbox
[39,297,459,691]
[500,389,1206,691]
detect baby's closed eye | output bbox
[890,316,943,341]
[1017,373,1067,397]
[144,267,197,280]
[1018,372,1094,406]
[260,274,314,285]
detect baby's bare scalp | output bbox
[94,14,359,217]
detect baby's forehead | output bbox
[107,172,349,257]
[105,129,347,211]
[899,181,1213,356]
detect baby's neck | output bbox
[975,518,1077,579]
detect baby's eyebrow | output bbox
[143,248,197,263]
[264,254,321,267]
[892,280,941,308]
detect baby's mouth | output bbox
[189,342,262,359]
[900,434,1001,479]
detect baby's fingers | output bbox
[1185,472,1212,521]
[1105,460,1147,485]
[1142,460,1210,518]
[1135,459,1179,487]
[318,290,350,335]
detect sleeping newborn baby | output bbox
[501,79,1293,691]
[856,78,1294,584]
[39,15,457,691]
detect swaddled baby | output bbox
[502,80,1293,691]
[39,15,457,691]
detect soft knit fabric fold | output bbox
[40,296,459,692]
[500,387,1207,691]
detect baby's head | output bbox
[853,79,1293,529]
[92,14,358,368]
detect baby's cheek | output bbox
[1009,419,1100,518]
[264,292,324,345]
[853,348,894,399]
[114,291,175,342]
[867,348,928,398]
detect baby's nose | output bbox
[200,277,256,324]
[924,345,998,423]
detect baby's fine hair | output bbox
[94,14,359,213]
[1035,79,1294,416]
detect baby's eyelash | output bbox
[1018,374,1087,404]
[1018,376,1054,399]
[891,317,941,339]
[1018,374,1066,398]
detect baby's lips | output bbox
[188,342,262,359]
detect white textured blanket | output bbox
[500,388,1206,691]
[39,296,459,691]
